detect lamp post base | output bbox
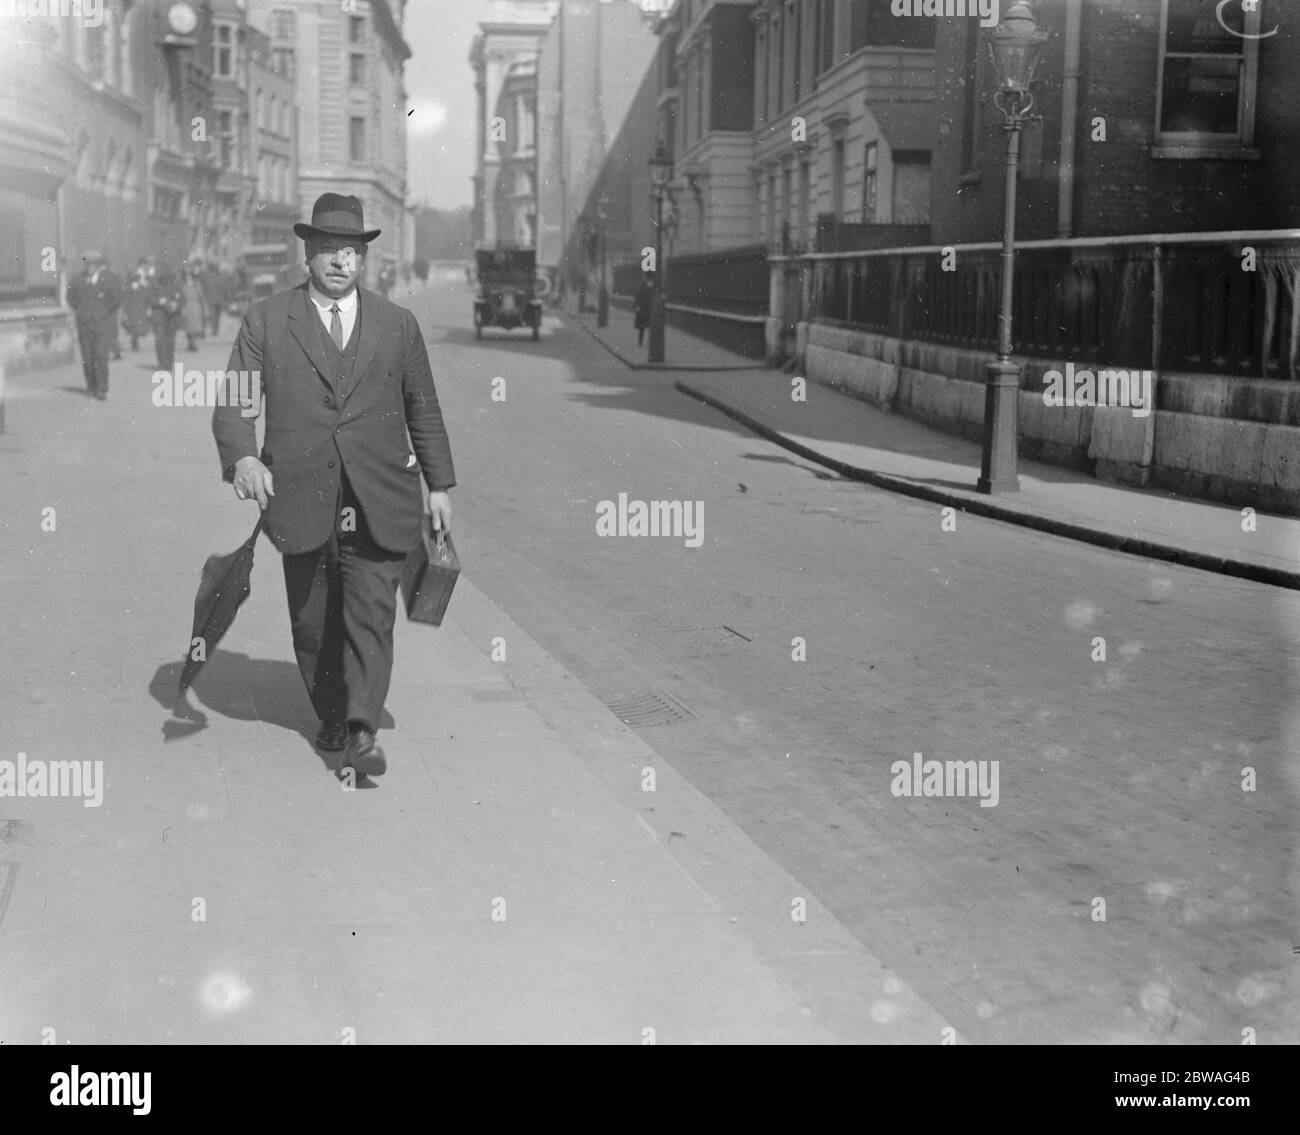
[647,292,665,363]
[597,284,608,328]
[977,358,1021,494]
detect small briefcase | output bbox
[401,519,460,626]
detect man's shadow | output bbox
[149,649,394,779]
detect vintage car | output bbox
[226,244,301,315]
[473,248,542,340]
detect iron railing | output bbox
[798,231,1300,380]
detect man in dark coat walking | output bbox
[633,270,655,348]
[150,265,184,372]
[212,193,455,779]
[66,251,121,400]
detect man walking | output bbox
[66,251,121,400]
[633,271,654,348]
[150,265,184,372]
[202,261,226,338]
[212,193,455,779]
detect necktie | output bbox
[329,303,343,350]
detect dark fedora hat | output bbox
[293,192,381,243]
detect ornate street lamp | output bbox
[596,194,610,328]
[575,212,590,313]
[647,139,673,363]
[978,1,1049,495]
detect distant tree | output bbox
[414,205,473,262]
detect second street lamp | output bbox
[647,141,672,363]
[978,1,1049,495]
[596,194,610,328]
[576,213,590,313]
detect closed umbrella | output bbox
[178,512,266,693]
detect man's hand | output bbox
[232,456,274,509]
[428,491,452,534]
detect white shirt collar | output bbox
[308,281,358,312]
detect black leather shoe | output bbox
[315,721,348,751]
[340,728,386,778]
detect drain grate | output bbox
[604,690,696,728]
[0,862,15,931]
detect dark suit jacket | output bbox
[67,270,122,326]
[212,283,456,556]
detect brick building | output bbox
[792,0,1300,514]
[931,0,1300,244]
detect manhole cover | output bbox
[647,625,751,657]
[604,691,695,728]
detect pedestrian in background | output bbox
[150,265,183,372]
[123,258,153,352]
[66,251,121,401]
[202,261,226,338]
[181,266,207,352]
[634,270,655,348]
[108,266,123,361]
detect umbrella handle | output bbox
[244,510,267,548]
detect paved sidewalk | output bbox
[568,298,760,371]
[577,313,1300,589]
[0,340,949,1043]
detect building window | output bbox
[218,110,235,169]
[255,89,265,130]
[350,15,366,44]
[766,170,778,248]
[350,117,367,162]
[862,142,878,222]
[350,52,365,86]
[214,22,234,78]
[859,0,935,49]
[785,0,795,100]
[755,29,766,123]
[153,186,183,221]
[799,159,811,247]
[831,137,845,219]
[681,60,691,147]
[696,49,705,137]
[272,48,295,80]
[270,9,295,39]
[781,162,793,250]
[773,13,783,113]
[1157,0,1259,147]
[891,150,932,224]
[84,24,104,78]
[0,205,22,285]
[818,0,834,74]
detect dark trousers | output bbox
[281,473,408,733]
[152,314,177,371]
[77,318,112,394]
